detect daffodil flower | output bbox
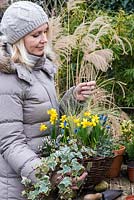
[60,122,65,129]
[81,118,89,128]
[84,111,91,117]
[60,115,67,122]
[92,115,99,124]
[47,108,58,125]
[73,117,80,127]
[40,123,47,132]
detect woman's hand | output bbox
[73,81,96,101]
[51,171,88,190]
[71,171,88,190]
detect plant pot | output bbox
[126,195,134,200]
[127,161,134,182]
[107,146,125,178]
[113,145,126,156]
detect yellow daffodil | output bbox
[92,115,99,124]
[59,122,65,129]
[59,120,69,129]
[47,108,58,124]
[40,123,47,132]
[84,111,91,117]
[87,121,94,127]
[60,115,67,122]
[81,118,90,128]
[47,108,58,115]
[91,121,97,127]
[73,117,80,127]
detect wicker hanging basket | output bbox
[80,156,114,189]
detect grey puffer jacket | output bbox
[0,41,74,200]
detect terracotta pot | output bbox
[126,195,134,200]
[107,146,125,178]
[127,161,134,182]
[113,145,126,156]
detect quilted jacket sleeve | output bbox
[0,92,41,183]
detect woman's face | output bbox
[24,23,48,56]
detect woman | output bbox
[0,1,96,199]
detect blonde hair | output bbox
[11,39,36,67]
[10,27,57,67]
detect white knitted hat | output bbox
[0,1,48,44]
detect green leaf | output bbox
[58,177,72,188]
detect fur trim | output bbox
[0,36,15,73]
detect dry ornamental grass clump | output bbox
[48,1,131,95]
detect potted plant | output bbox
[107,119,134,178]
[106,143,125,178]
[21,107,116,199]
[70,113,115,188]
[126,138,134,183]
[120,120,134,144]
[119,119,134,163]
